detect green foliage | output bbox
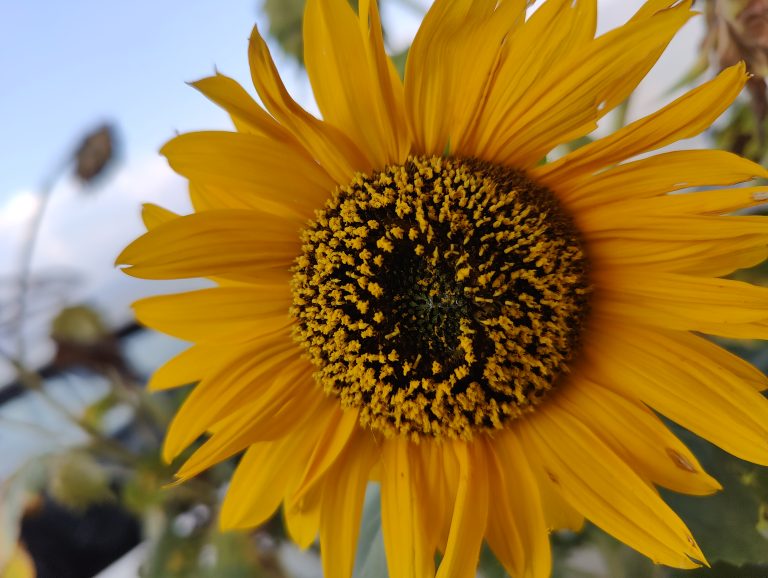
[262,0,306,63]
[478,544,508,578]
[712,102,768,164]
[47,450,114,511]
[391,49,408,79]
[50,305,108,345]
[141,515,267,578]
[670,561,768,578]
[262,0,360,64]
[664,428,768,566]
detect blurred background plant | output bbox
[696,0,768,160]
[2,1,768,577]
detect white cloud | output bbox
[0,154,194,372]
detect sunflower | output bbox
[117,0,768,576]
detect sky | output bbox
[0,0,705,374]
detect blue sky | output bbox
[3,0,273,198]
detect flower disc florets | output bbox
[291,156,591,440]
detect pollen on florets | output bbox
[290,155,591,440]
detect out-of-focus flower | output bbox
[74,124,115,183]
[50,306,132,379]
[47,451,114,512]
[119,1,768,576]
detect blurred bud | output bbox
[51,306,107,346]
[74,124,116,183]
[50,306,133,379]
[48,451,114,512]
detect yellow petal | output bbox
[162,337,299,461]
[413,440,453,552]
[584,324,768,465]
[148,343,225,391]
[248,26,369,183]
[483,1,694,167]
[190,73,298,143]
[599,0,691,112]
[133,286,291,343]
[671,332,768,391]
[161,131,335,219]
[526,447,585,532]
[486,433,551,578]
[405,0,527,156]
[588,233,768,277]
[304,0,408,167]
[580,187,768,225]
[554,149,768,211]
[630,0,687,21]
[187,181,307,221]
[560,379,721,495]
[284,480,323,549]
[585,214,768,275]
[359,0,411,160]
[519,405,705,568]
[435,441,488,578]
[116,209,297,281]
[380,438,435,578]
[582,213,768,239]
[220,422,323,529]
[292,407,360,500]
[597,271,768,338]
[535,63,748,188]
[470,0,592,159]
[176,386,328,481]
[318,431,377,578]
[141,203,178,230]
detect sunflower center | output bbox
[291,155,591,440]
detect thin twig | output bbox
[15,157,69,364]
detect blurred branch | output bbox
[14,159,68,365]
[13,123,116,365]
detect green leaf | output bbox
[391,49,409,80]
[198,531,265,578]
[47,450,114,511]
[478,544,508,578]
[140,508,207,578]
[262,0,305,63]
[262,0,361,65]
[663,426,768,566]
[669,561,768,578]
